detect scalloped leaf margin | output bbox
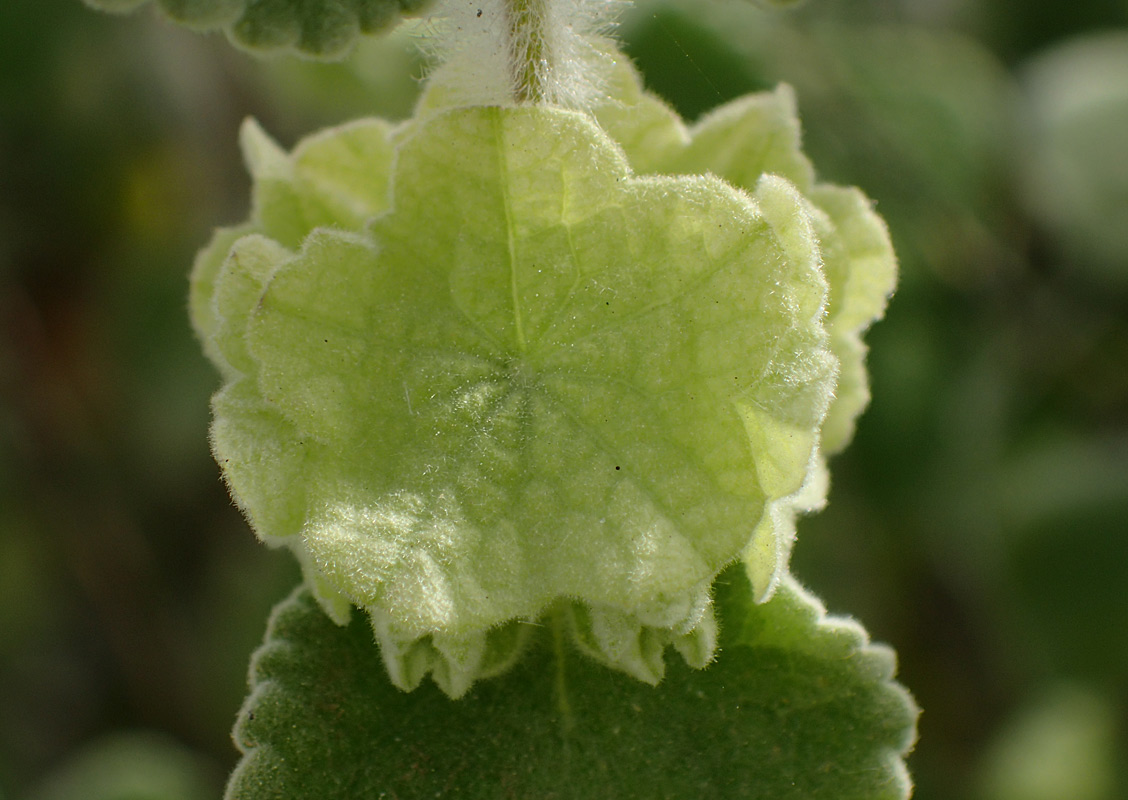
[195,103,838,697]
[226,568,917,800]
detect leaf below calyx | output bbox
[227,567,918,799]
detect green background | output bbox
[2,0,1126,798]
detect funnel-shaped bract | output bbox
[193,101,852,697]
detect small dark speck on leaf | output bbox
[615,465,620,470]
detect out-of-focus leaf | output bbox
[1021,31,1128,287]
[978,686,1117,800]
[24,732,219,800]
[81,0,435,58]
[197,103,838,696]
[621,7,1022,286]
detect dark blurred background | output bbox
[1,1,1126,798]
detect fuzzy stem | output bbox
[504,0,551,103]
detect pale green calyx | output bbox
[193,73,899,696]
[194,101,838,697]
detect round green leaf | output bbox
[227,570,917,799]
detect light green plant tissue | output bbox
[193,56,896,695]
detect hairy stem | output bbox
[504,0,551,103]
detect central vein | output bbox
[493,110,527,353]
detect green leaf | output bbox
[199,104,836,695]
[81,0,434,58]
[227,569,917,799]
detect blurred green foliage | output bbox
[23,732,218,800]
[2,0,1126,798]
[80,0,435,59]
